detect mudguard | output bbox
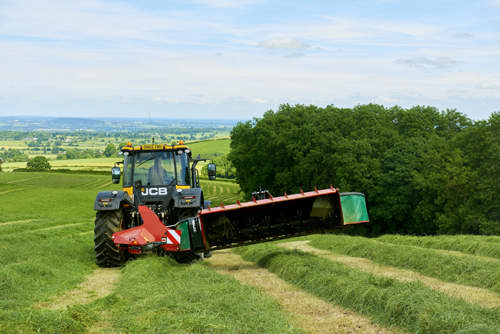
[94,190,133,211]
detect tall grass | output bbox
[235,243,500,334]
[308,235,500,293]
[377,234,500,259]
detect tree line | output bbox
[229,104,499,235]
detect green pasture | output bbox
[187,138,230,157]
[200,179,242,205]
[0,140,28,149]
[1,157,118,172]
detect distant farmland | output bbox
[0,138,231,172]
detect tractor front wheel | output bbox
[94,210,126,267]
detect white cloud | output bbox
[258,38,310,50]
[453,32,473,39]
[0,0,213,42]
[478,82,500,90]
[284,52,305,58]
[394,57,460,69]
[191,0,262,8]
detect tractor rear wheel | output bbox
[94,210,126,267]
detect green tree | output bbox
[229,104,497,236]
[26,156,51,170]
[103,143,117,157]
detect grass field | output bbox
[187,138,230,157]
[200,178,242,205]
[1,172,499,333]
[376,234,500,260]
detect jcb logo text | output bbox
[141,188,168,196]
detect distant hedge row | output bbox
[229,104,499,235]
[13,168,109,175]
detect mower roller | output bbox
[93,141,369,267]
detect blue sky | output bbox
[0,0,499,120]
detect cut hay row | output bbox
[308,235,500,294]
[280,241,500,309]
[0,220,90,236]
[0,219,36,225]
[200,179,242,205]
[5,176,43,184]
[0,188,24,196]
[86,311,116,334]
[96,180,113,189]
[104,257,301,333]
[36,222,87,232]
[206,249,400,334]
[37,268,121,310]
[431,248,499,262]
[376,234,500,260]
[235,243,500,334]
[77,177,109,189]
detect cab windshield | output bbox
[134,151,175,186]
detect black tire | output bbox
[94,210,126,267]
[171,251,201,264]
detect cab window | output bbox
[123,153,133,187]
[175,151,190,186]
[134,151,175,186]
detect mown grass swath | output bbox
[308,235,500,293]
[106,256,301,334]
[376,234,500,259]
[200,179,242,205]
[235,243,500,334]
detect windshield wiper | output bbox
[136,156,155,168]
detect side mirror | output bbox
[207,163,216,180]
[111,166,121,184]
[195,169,200,187]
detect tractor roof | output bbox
[121,142,189,152]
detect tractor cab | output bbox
[96,142,212,228]
[119,142,193,190]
